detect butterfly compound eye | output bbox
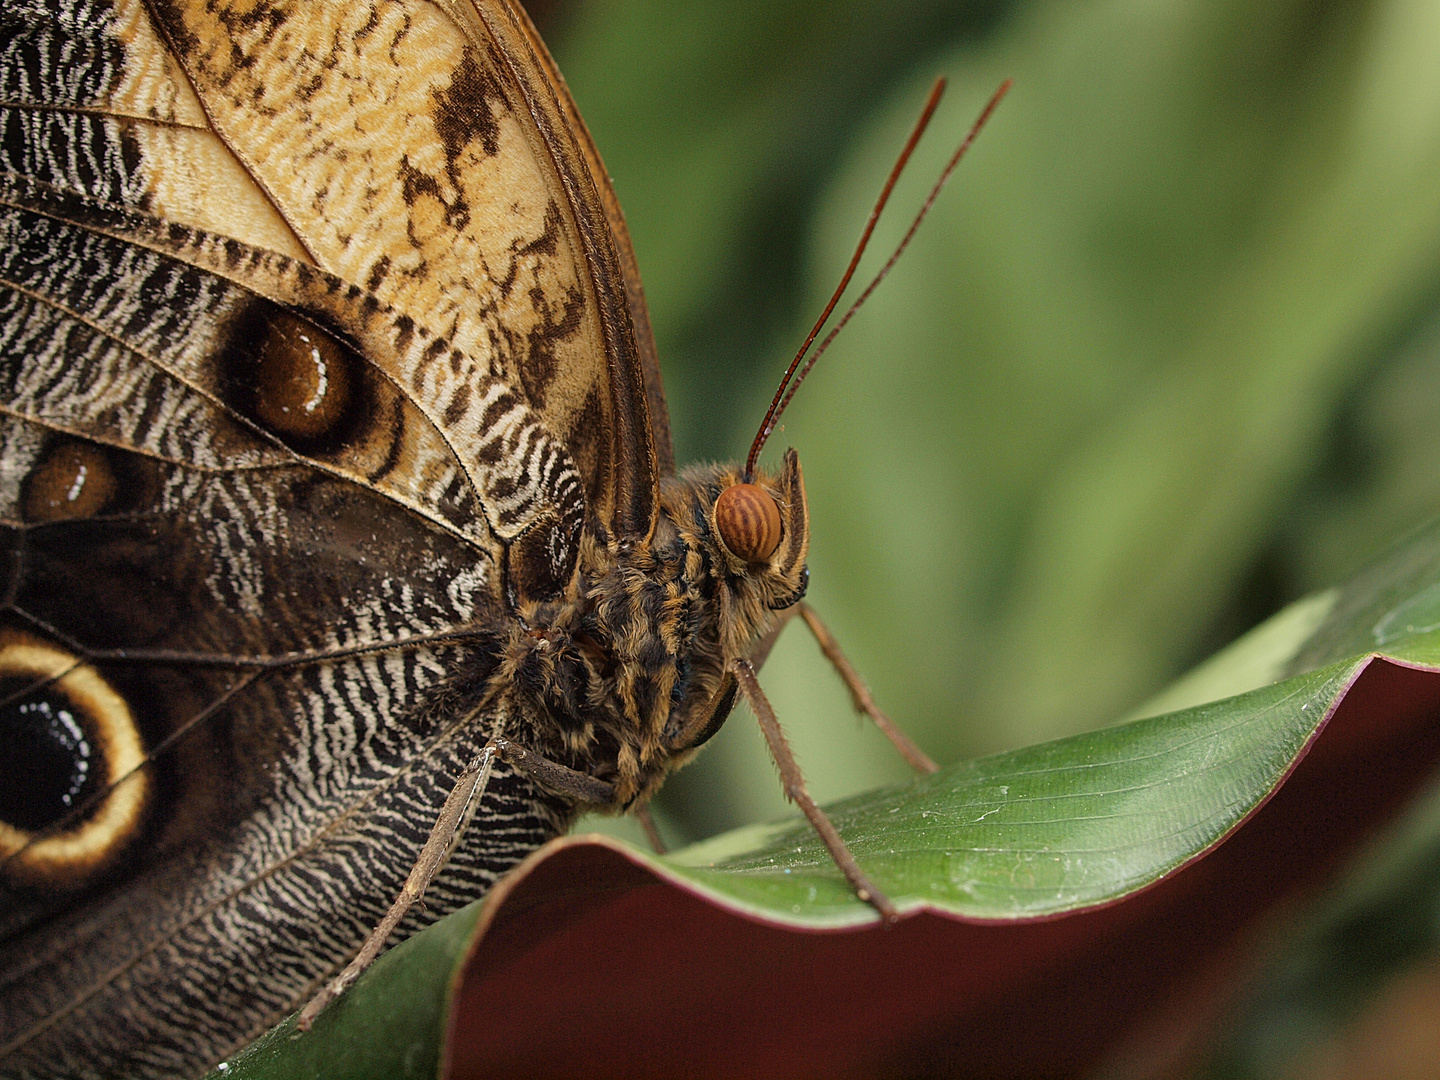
[715,484,783,563]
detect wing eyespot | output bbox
[0,634,150,892]
[21,442,119,523]
[253,311,356,441]
[222,302,366,454]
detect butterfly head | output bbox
[696,448,809,619]
[586,447,804,770]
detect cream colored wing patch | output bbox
[40,0,310,258]
[143,0,617,509]
[4,0,639,535]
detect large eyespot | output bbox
[252,309,355,441]
[0,634,150,892]
[221,301,364,454]
[714,483,782,563]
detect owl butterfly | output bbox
[0,2,1005,1076]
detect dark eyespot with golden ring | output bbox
[714,483,783,563]
[21,441,118,523]
[0,633,150,892]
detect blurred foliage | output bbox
[546,0,1010,460]
[1198,783,1440,1078]
[548,1,1440,1074]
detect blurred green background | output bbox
[535,0,1440,1073]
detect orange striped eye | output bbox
[714,484,782,563]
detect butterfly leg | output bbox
[296,742,500,1031]
[730,657,899,924]
[794,602,938,774]
[633,803,667,853]
[489,736,616,804]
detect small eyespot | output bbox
[21,441,118,523]
[0,633,150,892]
[714,483,783,563]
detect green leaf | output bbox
[662,660,1359,925]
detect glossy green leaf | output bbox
[659,660,1358,925]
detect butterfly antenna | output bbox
[744,76,947,479]
[744,78,1012,478]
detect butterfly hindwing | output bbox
[0,1,663,1075]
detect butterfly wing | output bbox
[133,0,667,534]
[0,1,660,1075]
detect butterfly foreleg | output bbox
[295,741,501,1031]
[729,658,898,924]
[632,803,667,853]
[488,735,617,805]
[793,602,938,774]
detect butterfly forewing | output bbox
[0,1,664,1075]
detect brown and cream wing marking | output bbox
[0,1,661,1076]
[140,0,667,535]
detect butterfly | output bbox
[0,2,1009,1076]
